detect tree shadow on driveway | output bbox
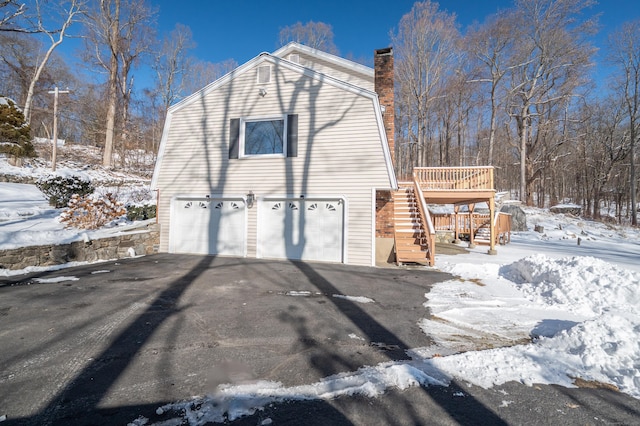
[3,256,214,425]
[275,260,508,426]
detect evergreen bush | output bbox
[126,204,156,221]
[36,175,94,208]
[0,96,35,158]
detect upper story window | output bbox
[229,114,297,159]
[289,54,300,64]
[257,65,271,84]
[240,116,286,157]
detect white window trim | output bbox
[239,115,288,158]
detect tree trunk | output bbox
[103,55,118,167]
[519,116,528,204]
[102,0,120,168]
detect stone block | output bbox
[501,204,527,232]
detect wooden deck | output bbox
[394,167,500,266]
[413,166,496,205]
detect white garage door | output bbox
[170,197,246,256]
[259,198,344,263]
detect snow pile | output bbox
[427,253,640,398]
[502,254,640,316]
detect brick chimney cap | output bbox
[375,47,393,56]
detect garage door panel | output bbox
[259,199,344,263]
[171,198,246,256]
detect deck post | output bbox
[488,197,497,255]
[468,203,476,248]
[453,205,460,243]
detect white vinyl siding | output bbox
[293,53,374,91]
[154,60,390,266]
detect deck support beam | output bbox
[488,197,497,255]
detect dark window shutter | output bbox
[287,114,298,158]
[229,118,240,159]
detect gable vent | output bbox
[257,65,271,84]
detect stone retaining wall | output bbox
[0,223,160,271]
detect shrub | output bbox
[0,96,35,159]
[36,175,94,208]
[60,193,126,229]
[126,204,156,221]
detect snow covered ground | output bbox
[1,167,639,424]
[1,155,154,259]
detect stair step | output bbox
[395,238,425,244]
[395,221,421,227]
[397,249,428,256]
[393,187,432,265]
[397,254,428,260]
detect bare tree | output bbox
[608,19,640,226]
[580,99,629,218]
[0,0,26,31]
[505,0,596,205]
[278,21,338,54]
[182,58,237,95]
[152,23,195,114]
[391,0,460,170]
[83,0,156,168]
[21,0,85,124]
[0,32,75,131]
[0,32,41,101]
[465,10,518,165]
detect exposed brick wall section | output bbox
[376,190,394,238]
[375,48,396,239]
[374,47,395,167]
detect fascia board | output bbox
[150,111,172,189]
[272,42,374,78]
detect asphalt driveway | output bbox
[0,254,448,424]
[1,254,638,425]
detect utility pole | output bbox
[47,87,70,172]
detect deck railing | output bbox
[431,211,511,244]
[412,175,436,266]
[413,166,494,190]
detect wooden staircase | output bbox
[474,222,492,244]
[393,188,429,264]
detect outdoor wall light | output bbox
[259,88,268,97]
[246,191,255,208]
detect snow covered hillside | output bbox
[0,149,154,260]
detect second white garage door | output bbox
[258,198,345,263]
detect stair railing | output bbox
[412,173,436,266]
[494,211,512,244]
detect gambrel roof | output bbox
[152,43,397,190]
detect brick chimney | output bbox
[374,47,394,166]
